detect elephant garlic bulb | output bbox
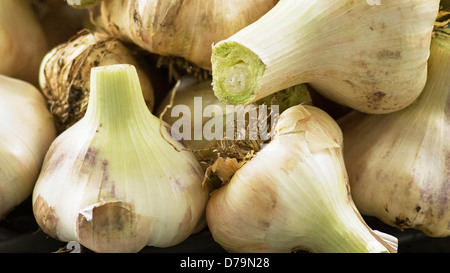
[0,75,56,219]
[0,0,48,85]
[206,104,397,253]
[32,64,209,253]
[39,31,155,133]
[211,0,440,114]
[98,0,278,70]
[338,30,450,237]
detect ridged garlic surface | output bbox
[206,105,397,253]
[98,0,278,70]
[211,0,440,114]
[39,31,155,133]
[0,75,56,219]
[32,64,209,253]
[338,32,450,237]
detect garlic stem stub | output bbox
[211,0,440,114]
[32,64,209,253]
[0,75,56,219]
[206,104,397,253]
[338,30,450,237]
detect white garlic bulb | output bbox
[338,31,450,237]
[206,104,397,253]
[32,64,209,253]
[0,75,56,219]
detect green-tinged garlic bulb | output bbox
[32,64,209,253]
[206,104,397,253]
[337,31,450,237]
[0,0,48,85]
[39,31,155,133]
[211,0,440,114]
[98,0,278,70]
[0,75,56,219]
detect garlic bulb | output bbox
[338,31,450,237]
[206,104,397,253]
[39,31,155,133]
[0,75,56,219]
[98,0,278,70]
[211,0,440,114]
[0,0,48,85]
[32,64,209,253]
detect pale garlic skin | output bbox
[206,105,396,253]
[0,75,56,219]
[99,0,278,70]
[338,34,450,237]
[0,0,48,85]
[32,65,209,253]
[211,0,440,114]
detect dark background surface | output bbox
[1,197,449,253]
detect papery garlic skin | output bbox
[338,32,450,237]
[0,75,56,219]
[99,0,278,70]
[39,31,155,133]
[206,105,396,253]
[32,64,209,253]
[0,0,48,85]
[211,0,440,114]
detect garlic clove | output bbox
[206,104,397,253]
[32,64,209,253]
[0,75,56,219]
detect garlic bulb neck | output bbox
[39,32,155,133]
[84,65,150,130]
